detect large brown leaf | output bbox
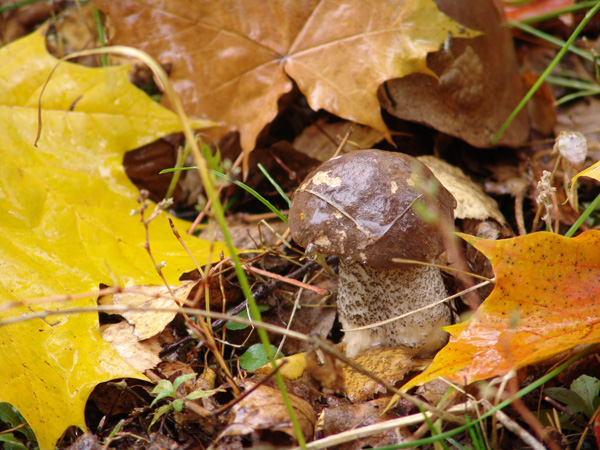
[379,0,529,147]
[94,0,477,153]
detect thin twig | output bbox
[137,191,175,297]
[544,396,593,431]
[168,217,204,276]
[246,265,329,296]
[275,274,307,358]
[482,399,546,450]
[292,401,478,450]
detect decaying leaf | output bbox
[323,398,412,450]
[94,0,478,153]
[403,231,600,390]
[100,322,162,373]
[344,346,422,402]
[99,282,196,340]
[0,31,224,449]
[419,155,506,223]
[305,347,345,394]
[217,380,316,446]
[293,120,384,162]
[379,0,529,147]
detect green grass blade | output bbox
[258,163,291,207]
[160,166,288,223]
[493,3,600,143]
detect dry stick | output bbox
[168,217,204,276]
[544,396,593,431]
[508,376,561,450]
[245,265,329,296]
[137,193,175,297]
[187,319,241,396]
[159,258,326,358]
[275,273,307,358]
[209,257,328,332]
[481,399,546,450]
[515,188,528,236]
[331,126,352,159]
[0,286,121,311]
[291,401,478,450]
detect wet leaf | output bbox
[0,31,223,449]
[219,381,315,444]
[403,231,600,390]
[94,0,477,153]
[379,0,529,147]
[344,346,419,402]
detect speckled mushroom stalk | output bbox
[289,150,456,357]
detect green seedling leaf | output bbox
[150,384,175,407]
[148,404,173,432]
[172,398,185,412]
[571,374,600,416]
[172,373,197,392]
[226,305,269,331]
[544,387,588,415]
[240,343,279,372]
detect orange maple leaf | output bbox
[403,231,600,390]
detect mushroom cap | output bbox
[288,150,456,269]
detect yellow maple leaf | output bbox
[0,31,224,449]
[94,0,479,153]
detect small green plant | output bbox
[239,343,280,372]
[225,305,269,331]
[148,373,219,432]
[0,403,37,450]
[544,374,600,429]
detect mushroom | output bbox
[288,149,456,357]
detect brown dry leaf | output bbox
[293,120,384,162]
[99,283,196,340]
[343,346,422,403]
[379,0,529,147]
[218,380,316,445]
[100,322,162,373]
[94,0,477,153]
[556,98,600,153]
[305,347,345,394]
[418,155,506,223]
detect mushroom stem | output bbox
[337,259,451,357]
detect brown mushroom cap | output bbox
[288,150,456,269]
